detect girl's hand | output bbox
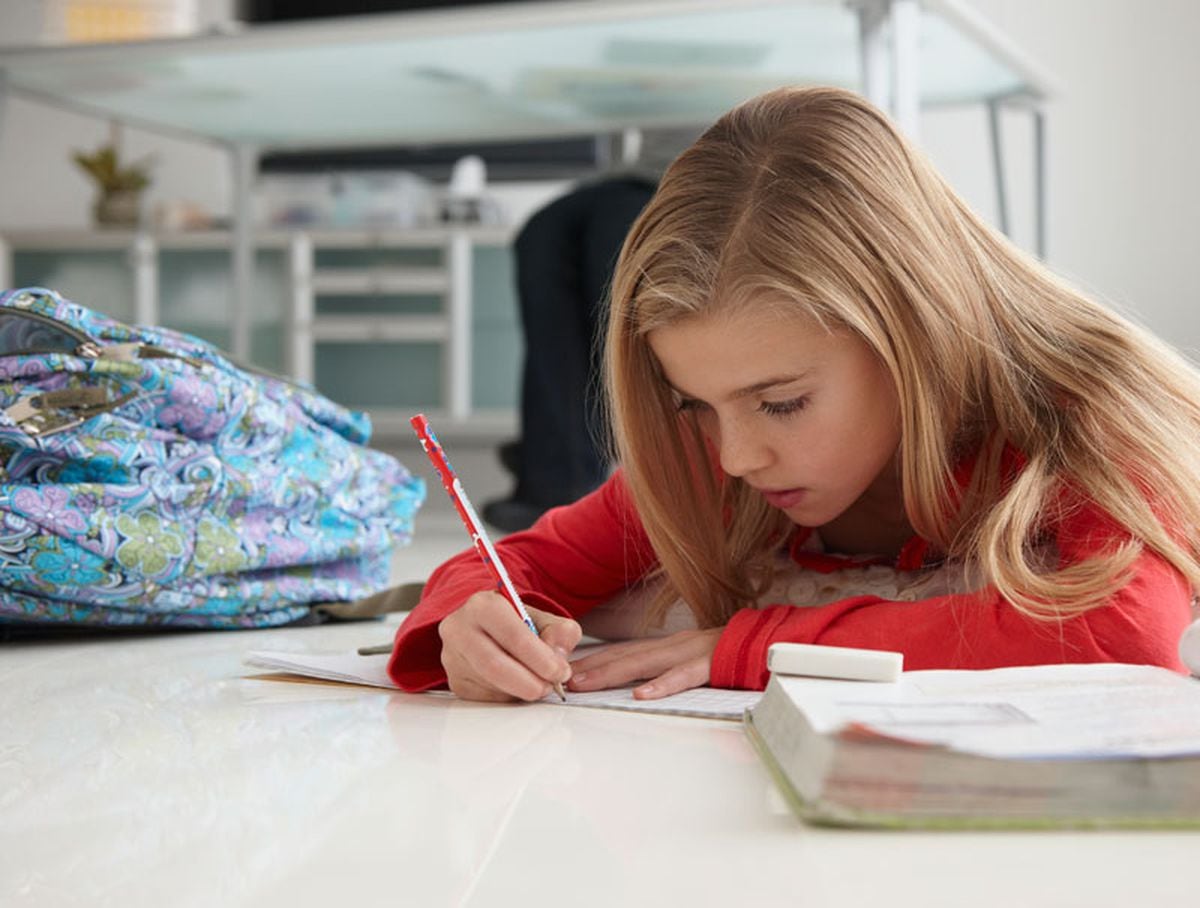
[439,591,581,702]
[567,628,723,699]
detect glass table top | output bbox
[0,0,1053,149]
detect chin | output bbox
[782,505,823,526]
[783,501,842,528]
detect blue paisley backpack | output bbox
[0,287,425,629]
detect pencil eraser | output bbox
[766,642,903,682]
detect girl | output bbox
[388,86,1199,702]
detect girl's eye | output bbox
[759,396,809,417]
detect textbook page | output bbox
[785,662,1200,760]
[244,650,759,719]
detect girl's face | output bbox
[648,305,903,530]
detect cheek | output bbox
[786,426,839,473]
[870,383,903,451]
[852,394,902,472]
[801,400,892,474]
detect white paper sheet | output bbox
[246,650,399,689]
[244,649,760,719]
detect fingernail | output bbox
[635,683,655,699]
[572,672,588,685]
[554,646,569,659]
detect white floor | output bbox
[6,437,1200,907]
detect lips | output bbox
[758,487,807,510]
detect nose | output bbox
[714,415,773,479]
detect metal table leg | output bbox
[230,141,258,362]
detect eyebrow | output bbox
[731,373,813,399]
[668,371,813,403]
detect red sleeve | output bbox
[711,501,1194,690]
[387,472,659,691]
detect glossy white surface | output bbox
[2,610,1198,908]
[4,441,1198,907]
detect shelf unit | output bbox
[286,226,511,430]
[0,225,519,436]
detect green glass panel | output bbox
[314,342,441,409]
[12,251,135,323]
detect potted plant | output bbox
[73,124,154,228]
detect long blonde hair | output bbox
[605,85,1200,628]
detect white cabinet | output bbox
[284,226,512,432]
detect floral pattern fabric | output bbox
[0,287,425,628]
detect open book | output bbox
[745,662,1200,829]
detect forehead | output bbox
[648,304,835,360]
[647,307,839,391]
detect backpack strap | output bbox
[315,580,425,622]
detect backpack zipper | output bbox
[1,309,150,436]
[0,306,102,358]
[0,307,202,367]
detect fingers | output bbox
[490,605,577,683]
[530,606,583,658]
[568,629,719,694]
[439,594,721,703]
[568,643,663,690]
[439,592,578,702]
[632,659,711,700]
[442,633,554,702]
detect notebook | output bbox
[745,661,1200,829]
[244,649,760,720]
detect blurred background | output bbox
[1,1,1197,508]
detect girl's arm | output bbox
[564,498,1194,695]
[711,504,1194,689]
[391,472,1193,694]
[386,472,659,691]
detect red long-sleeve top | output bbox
[387,469,1192,691]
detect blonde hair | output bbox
[605,85,1200,628]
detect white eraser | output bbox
[1180,618,1200,678]
[767,642,903,682]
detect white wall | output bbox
[924,0,1200,357]
[2,0,1198,352]
[0,0,235,228]
[0,93,232,228]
